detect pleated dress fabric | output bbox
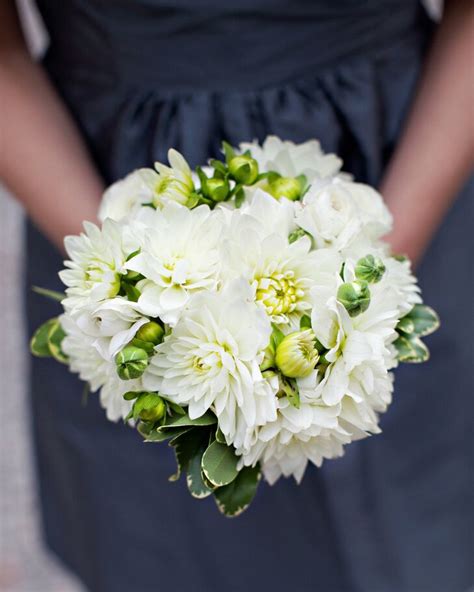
[27,1,472,591]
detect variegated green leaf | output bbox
[214,465,261,517]
[394,334,430,363]
[30,318,57,358]
[405,304,440,337]
[202,441,239,487]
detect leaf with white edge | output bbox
[186,446,213,499]
[169,428,209,482]
[47,320,68,364]
[32,286,64,302]
[159,410,216,431]
[202,441,239,487]
[405,304,440,337]
[394,334,430,363]
[215,428,226,444]
[30,318,57,358]
[396,317,415,335]
[214,465,261,517]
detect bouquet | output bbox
[31,136,439,516]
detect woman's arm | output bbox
[0,1,104,252]
[381,0,474,266]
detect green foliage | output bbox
[214,465,261,517]
[30,317,68,364]
[280,376,301,409]
[395,304,439,363]
[201,441,239,487]
[32,286,64,302]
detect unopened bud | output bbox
[268,176,302,201]
[275,329,319,378]
[115,345,149,380]
[202,177,230,202]
[355,254,385,284]
[133,392,166,422]
[337,281,371,317]
[135,321,164,345]
[228,155,259,185]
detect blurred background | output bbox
[0,1,446,591]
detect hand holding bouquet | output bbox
[31,136,439,516]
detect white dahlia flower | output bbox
[237,397,350,485]
[138,149,194,208]
[60,313,140,421]
[98,170,155,223]
[143,281,274,440]
[126,202,223,325]
[60,219,138,314]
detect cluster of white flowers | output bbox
[58,136,428,486]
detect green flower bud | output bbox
[133,393,166,422]
[135,321,164,345]
[228,155,259,185]
[267,176,302,201]
[355,254,386,284]
[275,329,319,378]
[337,280,371,317]
[202,177,230,202]
[115,345,149,380]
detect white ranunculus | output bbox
[138,149,194,208]
[60,219,139,314]
[240,136,342,183]
[72,298,149,360]
[143,281,274,441]
[126,202,223,325]
[98,170,155,222]
[295,181,362,251]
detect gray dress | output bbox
[27,1,473,590]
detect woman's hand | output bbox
[380,0,473,267]
[0,1,104,253]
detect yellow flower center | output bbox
[255,271,304,317]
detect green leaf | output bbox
[299,314,312,330]
[270,323,285,349]
[222,141,235,164]
[394,334,430,363]
[202,441,239,487]
[166,400,186,416]
[30,318,57,358]
[47,320,68,364]
[32,286,64,302]
[186,447,214,499]
[234,186,245,208]
[214,465,261,517]
[281,377,300,409]
[405,304,440,337]
[169,428,209,482]
[122,282,141,302]
[160,411,217,431]
[215,427,226,444]
[396,317,415,335]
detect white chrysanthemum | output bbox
[126,202,223,325]
[223,202,340,326]
[237,397,351,485]
[59,219,138,314]
[138,149,194,208]
[236,189,297,237]
[382,256,422,316]
[240,136,342,183]
[60,313,140,421]
[98,170,155,223]
[143,281,274,440]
